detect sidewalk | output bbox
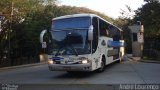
[0,62,47,71]
[125,54,160,64]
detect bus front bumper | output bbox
[48,64,92,71]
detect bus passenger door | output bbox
[91,17,100,70]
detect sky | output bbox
[59,0,145,19]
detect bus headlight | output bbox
[82,60,88,64]
[78,57,90,64]
[48,60,54,64]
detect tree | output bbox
[133,0,160,59]
[144,0,159,3]
[0,0,57,66]
[114,5,135,53]
[134,0,160,37]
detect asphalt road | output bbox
[0,60,160,90]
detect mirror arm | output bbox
[40,30,47,43]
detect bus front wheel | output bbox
[96,57,105,73]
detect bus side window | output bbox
[108,25,121,41]
[99,19,110,37]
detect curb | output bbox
[124,55,135,61]
[125,55,160,64]
[0,62,47,71]
[128,57,135,61]
[139,60,160,64]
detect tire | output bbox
[96,57,105,73]
[67,71,78,74]
[67,71,75,73]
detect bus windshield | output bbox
[49,17,91,56]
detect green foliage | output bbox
[132,0,160,59]
[114,18,132,53]
[0,0,56,65]
[134,1,160,37]
[144,0,159,3]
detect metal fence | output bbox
[143,37,160,60]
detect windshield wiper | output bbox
[55,47,61,56]
[55,44,78,56]
[70,44,78,56]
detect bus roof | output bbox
[52,13,122,32]
[52,13,96,20]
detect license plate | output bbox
[63,66,71,69]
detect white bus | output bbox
[40,14,124,72]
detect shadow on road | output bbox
[52,61,120,79]
[54,72,95,79]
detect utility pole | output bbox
[0,20,1,32]
[8,1,14,65]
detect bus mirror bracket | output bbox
[88,25,93,40]
[40,29,47,48]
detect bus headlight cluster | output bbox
[48,58,55,64]
[82,60,88,64]
[48,60,54,64]
[78,57,90,64]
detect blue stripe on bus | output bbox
[108,40,125,47]
[52,57,64,60]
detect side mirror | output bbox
[88,25,93,40]
[40,30,47,48]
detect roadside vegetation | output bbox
[115,0,160,60]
